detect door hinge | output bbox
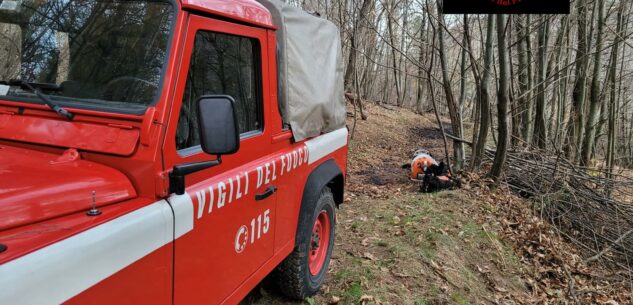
[156,170,170,197]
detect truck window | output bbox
[176,31,262,151]
[0,0,174,113]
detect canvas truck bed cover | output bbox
[257,0,346,141]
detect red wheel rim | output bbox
[308,210,330,276]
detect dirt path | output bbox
[239,105,532,305]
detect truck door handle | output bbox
[255,185,277,201]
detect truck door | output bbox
[163,15,276,305]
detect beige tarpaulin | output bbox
[257,0,346,141]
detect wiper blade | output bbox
[0,80,63,92]
[24,81,63,92]
[0,79,74,120]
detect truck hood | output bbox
[0,145,137,231]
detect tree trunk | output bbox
[606,2,625,176]
[580,0,605,166]
[360,5,382,99]
[508,17,521,148]
[465,16,481,156]
[386,0,402,106]
[416,10,428,113]
[344,34,359,92]
[523,15,534,145]
[458,16,468,148]
[544,17,562,140]
[533,16,549,149]
[567,0,589,162]
[490,14,510,183]
[426,19,453,175]
[343,0,374,91]
[436,4,464,171]
[471,15,494,171]
[399,0,409,107]
[548,17,568,146]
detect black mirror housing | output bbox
[197,95,240,155]
[169,95,240,195]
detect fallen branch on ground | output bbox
[482,150,633,271]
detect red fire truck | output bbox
[0,0,348,304]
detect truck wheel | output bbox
[275,187,336,299]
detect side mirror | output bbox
[169,95,240,195]
[197,95,240,155]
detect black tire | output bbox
[274,187,336,299]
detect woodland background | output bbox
[292,0,632,176]
[251,0,633,303]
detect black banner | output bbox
[442,0,570,14]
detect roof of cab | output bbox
[180,0,275,29]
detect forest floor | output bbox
[242,103,631,305]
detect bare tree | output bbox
[567,0,590,161]
[606,2,627,177]
[343,0,374,91]
[580,0,605,166]
[304,0,633,181]
[436,4,464,170]
[386,0,403,106]
[471,15,494,171]
[533,15,549,149]
[490,14,510,183]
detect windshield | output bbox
[0,0,174,113]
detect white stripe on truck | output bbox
[0,128,346,304]
[0,200,192,305]
[170,193,195,238]
[305,128,348,165]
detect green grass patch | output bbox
[451,292,471,305]
[375,240,389,247]
[345,282,363,302]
